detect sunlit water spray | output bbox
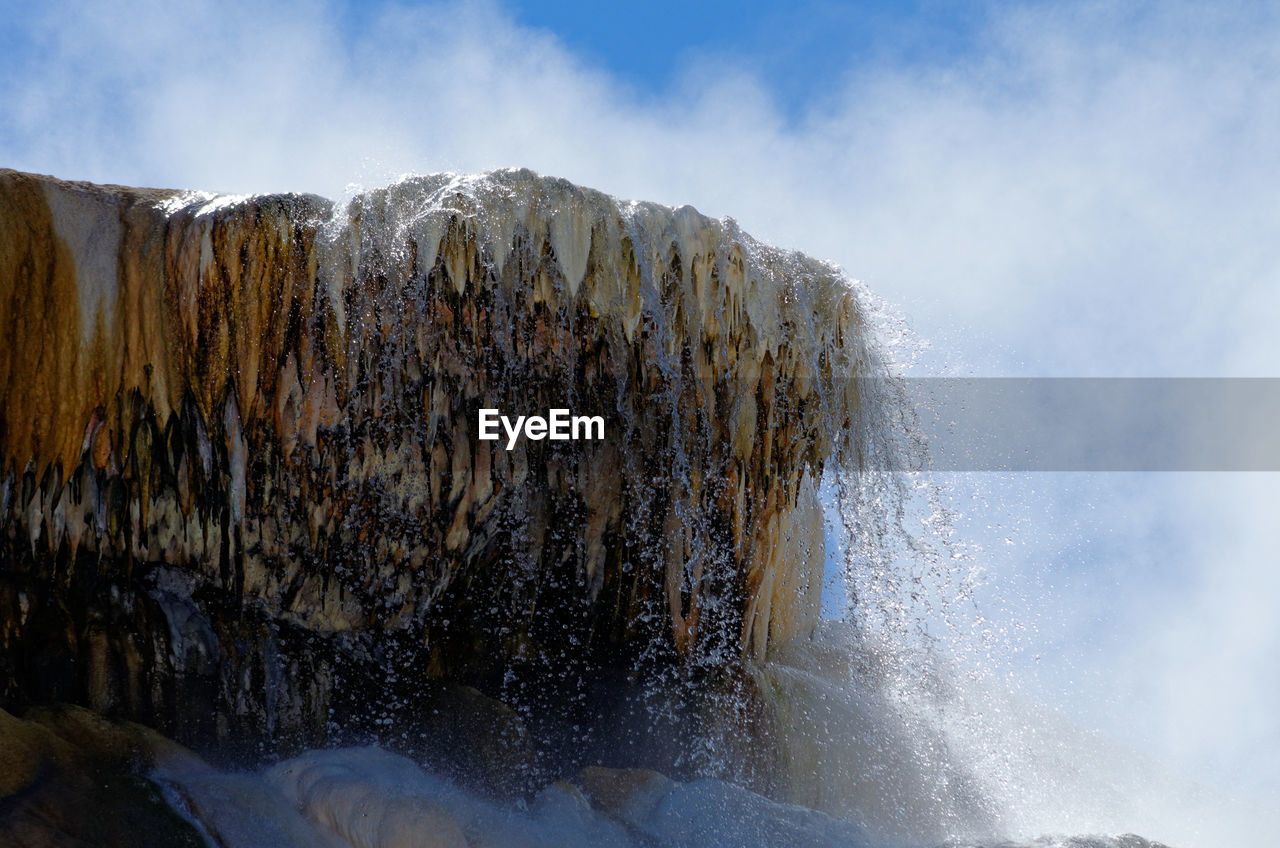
[155,175,1219,848]
[4,167,1272,848]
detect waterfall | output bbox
[0,167,1228,848]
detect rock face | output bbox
[0,168,878,783]
[0,704,207,847]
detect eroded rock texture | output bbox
[0,704,207,847]
[0,168,877,785]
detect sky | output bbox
[2,0,1278,828]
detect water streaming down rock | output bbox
[0,167,895,786]
[0,168,1191,848]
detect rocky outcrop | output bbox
[0,704,207,847]
[0,168,877,784]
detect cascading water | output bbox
[0,167,1241,847]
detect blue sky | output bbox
[2,0,1278,835]
[504,0,997,113]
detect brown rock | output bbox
[0,706,206,848]
[574,765,675,823]
[1,167,876,785]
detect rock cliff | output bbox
[0,168,877,786]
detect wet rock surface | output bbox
[0,705,206,847]
[1,167,880,791]
[0,170,1192,845]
